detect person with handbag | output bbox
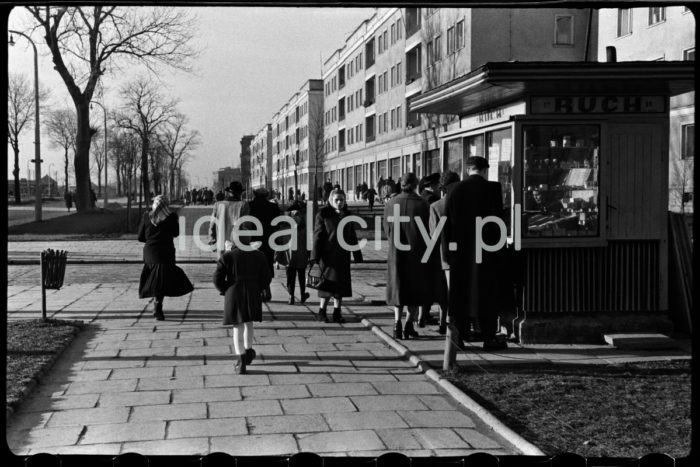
[284,202,310,305]
[213,222,273,374]
[310,188,363,323]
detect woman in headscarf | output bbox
[138,195,194,320]
[310,188,363,323]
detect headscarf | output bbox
[149,195,172,226]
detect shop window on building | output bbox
[682,123,694,159]
[648,7,665,25]
[554,15,574,45]
[406,45,422,82]
[366,115,376,142]
[406,8,421,37]
[523,124,600,238]
[617,8,632,37]
[683,47,695,61]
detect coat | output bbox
[208,199,246,251]
[444,175,505,324]
[383,191,435,307]
[311,204,363,298]
[214,246,272,325]
[138,211,179,264]
[241,196,281,271]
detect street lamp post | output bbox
[9,30,42,221]
[48,162,55,198]
[90,100,108,208]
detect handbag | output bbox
[306,262,325,290]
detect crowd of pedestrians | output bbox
[183,186,215,206]
[137,155,515,373]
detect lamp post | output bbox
[90,100,108,208]
[48,162,55,198]
[9,30,42,221]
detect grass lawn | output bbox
[8,207,143,238]
[6,319,85,412]
[443,360,691,458]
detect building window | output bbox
[617,8,632,37]
[426,40,434,65]
[366,115,376,142]
[390,108,396,130]
[338,98,345,121]
[383,30,388,52]
[365,39,375,68]
[434,35,442,61]
[397,18,403,40]
[648,7,665,25]
[683,48,695,61]
[682,124,694,159]
[391,23,396,44]
[447,26,455,54]
[365,77,375,105]
[554,15,574,45]
[377,33,383,55]
[456,20,464,49]
[406,98,420,128]
[406,8,421,37]
[397,62,402,84]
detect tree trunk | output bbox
[63,148,70,195]
[74,103,95,212]
[13,147,21,204]
[141,138,150,205]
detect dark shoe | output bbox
[403,320,419,339]
[244,348,256,365]
[234,355,247,374]
[332,307,346,324]
[288,296,295,305]
[153,301,164,321]
[483,339,508,351]
[318,309,329,323]
[393,321,403,340]
[438,324,447,335]
[300,292,310,304]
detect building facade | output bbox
[251,123,273,191]
[271,79,324,201]
[320,7,595,197]
[597,5,695,213]
[239,135,254,193]
[213,167,241,192]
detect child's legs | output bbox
[394,306,403,322]
[319,297,330,311]
[406,306,418,322]
[232,324,244,355]
[333,297,342,309]
[285,267,296,294]
[243,322,254,349]
[296,268,306,293]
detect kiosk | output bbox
[411,61,694,343]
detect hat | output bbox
[439,170,460,190]
[253,187,269,197]
[465,156,489,170]
[226,181,244,193]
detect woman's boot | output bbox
[153,300,165,321]
[403,320,419,339]
[318,308,329,323]
[245,348,256,365]
[394,321,403,340]
[234,354,247,374]
[332,307,345,324]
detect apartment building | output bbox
[597,6,695,213]
[321,7,595,196]
[270,79,324,200]
[251,123,273,191]
[240,135,254,193]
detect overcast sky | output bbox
[7,6,373,188]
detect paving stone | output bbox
[83,359,146,370]
[282,343,337,352]
[109,366,174,380]
[330,373,397,383]
[432,448,482,456]
[150,338,204,348]
[175,363,238,377]
[412,428,471,449]
[7,425,84,452]
[98,390,170,407]
[246,364,299,374]
[268,374,332,385]
[64,379,138,395]
[27,443,122,455]
[281,397,356,415]
[121,437,211,455]
[168,417,247,438]
[347,449,434,457]
[209,434,298,456]
[130,403,206,421]
[146,357,206,367]
[46,407,131,427]
[351,395,428,412]
[19,394,99,413]
[372,381,440,395]
[241,384,310,400]
[136,376,204,391]
[297,429,385,452]
[307,382,379,397]
[247,413,329,434]
[126,331,179,341]
[176,345,232,356]
[205,374,271,388]
[375,428,425,450]
[118,347,178,358]
[172,387,242,403]
[454,428,503,449]
[398,410,475,428]
[209,399,283,418]
[324,410,408,430]
[417,395,457,411]
[80,421,166,445]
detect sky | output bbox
[6,6,374,188]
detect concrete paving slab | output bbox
[168,418,248,439]
[204,374,271,388]
[454,428,505,449]
[324,410,408,430]
[120,437,210,455]
[130,402,207,421]
[240,384,311,400]
[97,390,170,407]
[45,406,131,427]
[306,382,379,397]
[280,396,356,415]
[374,428,425,450]
[109,366,174,380]
[172,387,242,403]
[371,381,441,395]
[209,433,298,456]
[247,413,329,434]
[296,429,385,452]
[351,394,428,411]
[18,394,99,413]
[64,379,138,395]
[7,425,84,453]
[79,421,166,445]
[268,374,333,385]
[412,428,471,450]
[208,399,284,418]
[136,376,205,391]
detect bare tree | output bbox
[7,73,49,203]
[45,108,78,195]
[25,6,198,212]
[157,113,201,200]
[91,128,105,197]
[307,98,326,210]
[110,129,140,229]
[670,158,694,214]
[115,77,178,207]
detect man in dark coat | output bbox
[241,187,281,301]
[445,156,507,351]
[419,172,441,205]
[383,173,434,340]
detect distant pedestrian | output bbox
[214,221,272,374]
[215,189,225,201]
[283,202,310,305]
[310,188,363,323]
[64,191,73,212]
[184,190,192,206]
[208,181,246,254]
[383,173,433,340]
[366,187,377,210]
[91,189,97,205]
[138,195,194,320]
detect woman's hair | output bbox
[328,188,346,202]
[400,173,418,193]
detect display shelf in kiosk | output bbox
[410,61,694,342]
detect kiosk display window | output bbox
[523,124,600,237]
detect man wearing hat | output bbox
[445,156,507,351]
[419,172,441,205]
[208,181,246,254]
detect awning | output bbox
[409,61,695,116]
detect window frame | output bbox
[554,14,574,46]
[681,123,695,159]
[648,7,666,26]
[617,8,633,37]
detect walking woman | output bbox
[214,222,272,374]
[285,202,311,305]
[310,188,363,323]
[138,195,194,320]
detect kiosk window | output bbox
[487,128,513,232]
[523,125,600,238]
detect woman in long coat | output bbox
[383,173,434,340]
[213,224,272,374]
[311,189,363,323]
[138,195,194,320]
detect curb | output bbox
[357,315,545,457]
